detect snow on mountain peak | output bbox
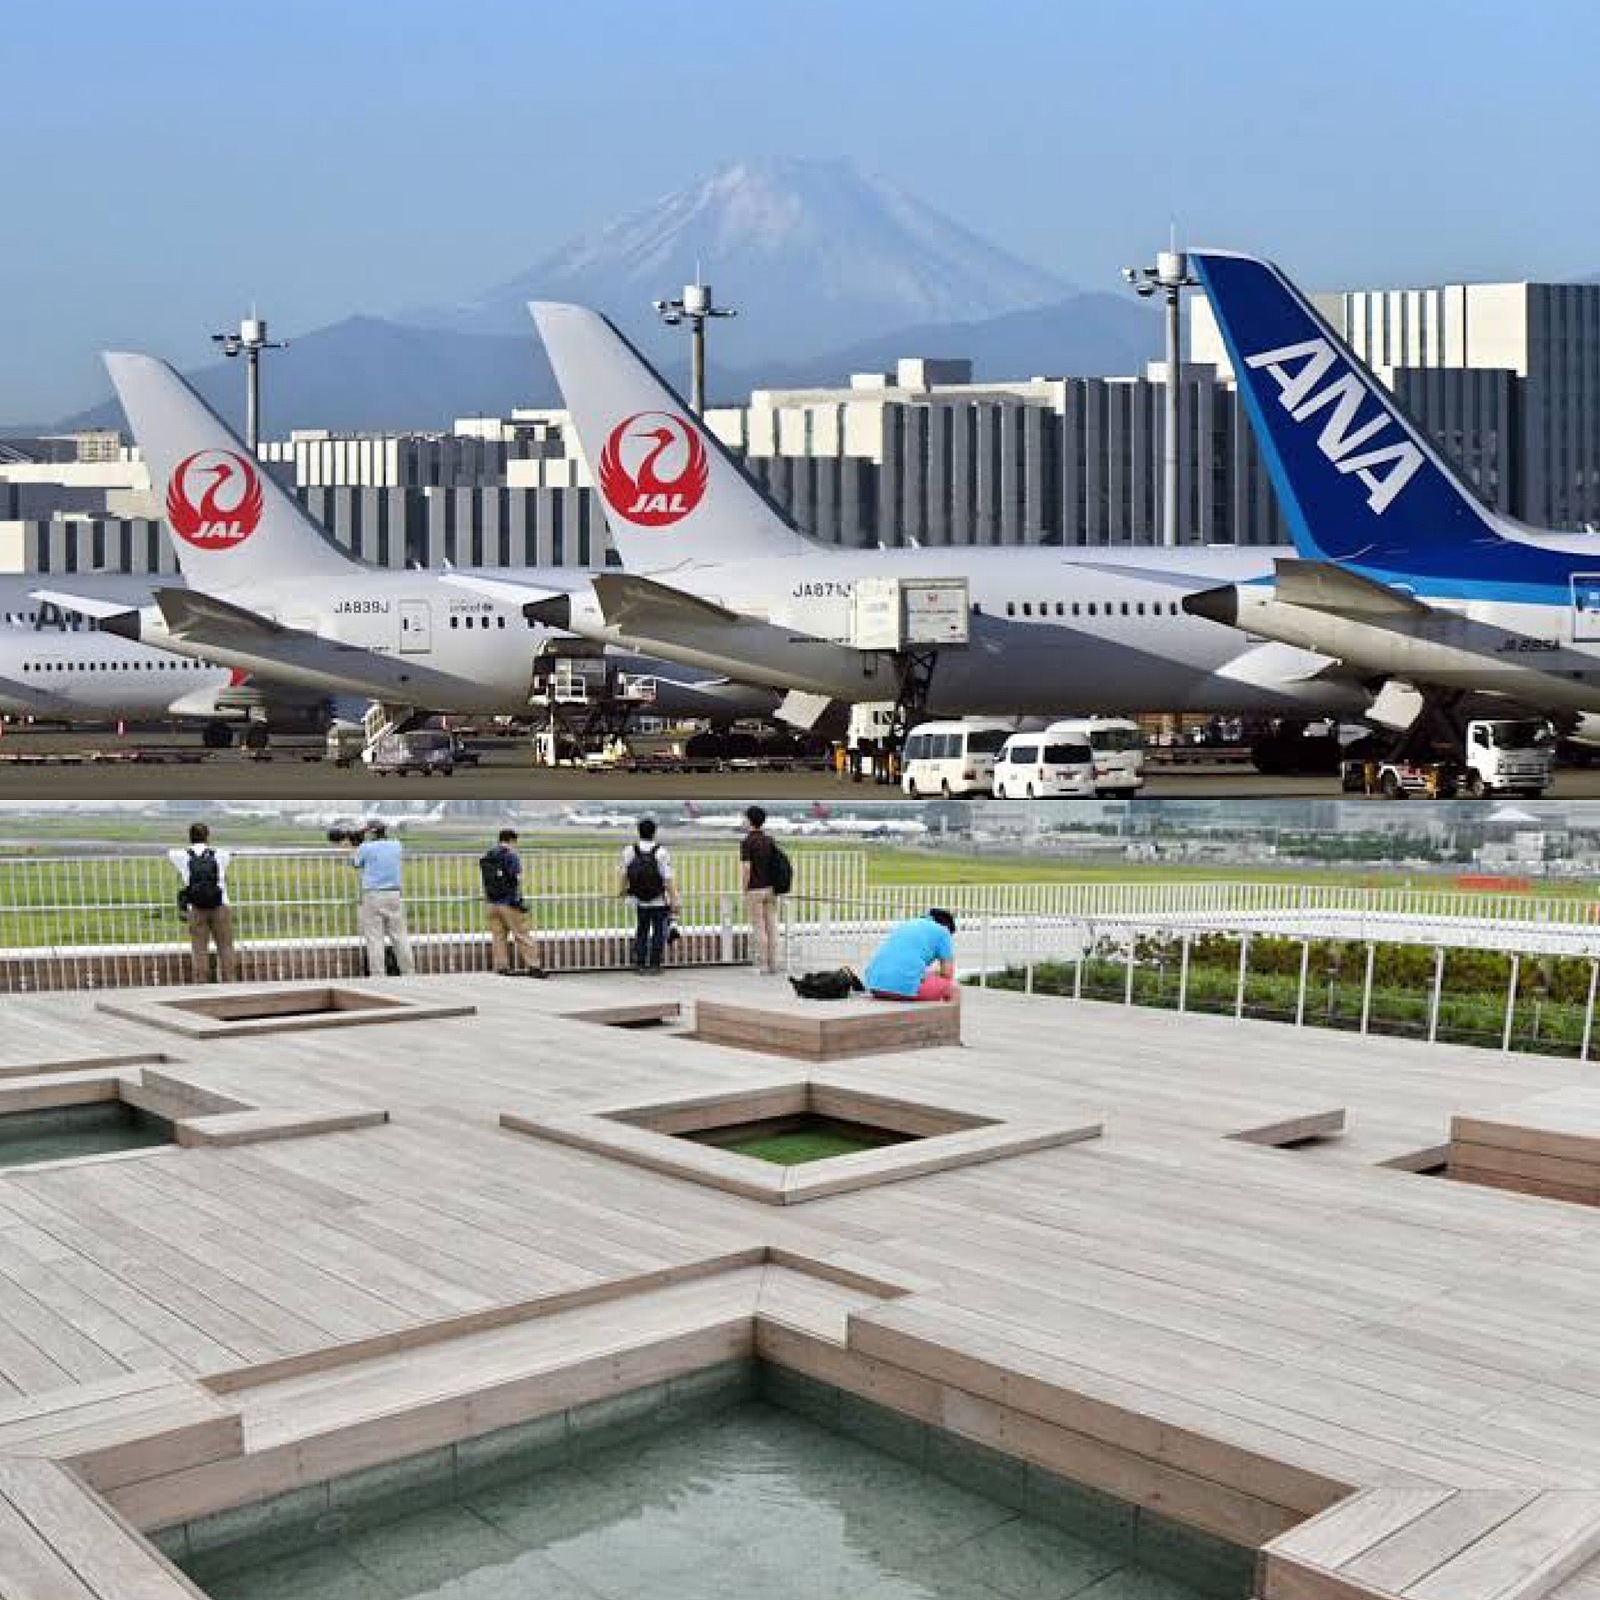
[405,156,1073,361]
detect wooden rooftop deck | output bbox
[4,970,1600,1599]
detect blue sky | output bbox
[4,0,1597,420]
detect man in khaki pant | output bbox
[740,805,781,975]
[348,822,414,977]
[168,822,238,983]
[480,829,546,977]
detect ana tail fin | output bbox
[105,351,357,591]
[1189,251,1502,571]
[529,302,815,568]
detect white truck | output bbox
[1342,718,1556,799]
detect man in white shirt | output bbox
[618,817,676,974]
[167,822,237,983]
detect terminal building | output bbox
[3,276,1598,574]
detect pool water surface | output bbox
[186,1395,1243,1600]
[0,1102,170,1168]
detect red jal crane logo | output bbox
[597,412,709,526]
[165,451,265,547]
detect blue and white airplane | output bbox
[1183,250,1600,737]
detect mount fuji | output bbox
[404,156,1076,362]
[57,158,1157,432]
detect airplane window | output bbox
[1071,602,1080,617]
[449,616,459,628]
[1055,602,1064,616]
[1005,602,1015,617]
[1022,603,1032,617]
[498,616,506,629]
[1120,602,1130,616]
[1136,602,1145,616]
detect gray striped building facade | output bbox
[7,275,1597,574]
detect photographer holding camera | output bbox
[337,820,414,977]
[168,822,238,984]
[479,828,546,978]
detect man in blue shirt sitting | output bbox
[864,908,958,1003]
[348,821,414,977]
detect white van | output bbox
[1046,717,1146,796]
[992,732,1097,798]
[901,719,1012,798]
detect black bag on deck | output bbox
[789,967,864,1001]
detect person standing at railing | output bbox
[345,821,414,977]
[740,806,791,976]
[864,909,959,1004]
[168,822,237,984]
[619,817,676,975]
[480,828,547,978]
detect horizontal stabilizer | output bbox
[587,572,893,702]
[592,572,747,629]
[1273,558,1429,617]
[154,587,288,641]
[28,588,140,624]
[438,573,565,609]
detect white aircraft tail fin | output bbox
[529,302,817,568]
[104,352,358,591]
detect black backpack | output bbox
[768,842,794,896]
[625,844,666,902]
[790,967,864,1001]
[479,847,518,904]
[184,848,224,911]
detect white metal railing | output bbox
[780,891,1600,1063]
[0,846,870,991]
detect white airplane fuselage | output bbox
[570,544,1374,718]
[0,626,234,719]
[139,568,573,712]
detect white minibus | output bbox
[900,719,1012,797]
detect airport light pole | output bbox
[1122,250,1198,547]
[211,314,287,453]
[653,280,736,415]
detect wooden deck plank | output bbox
[7,973,1600,1599]
[0,1459,206,1600]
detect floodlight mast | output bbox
[1121,250,1198,547]
[210,313,287,452]
[652,279,737,415]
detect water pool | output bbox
[0,1101,170,1168]
[181,1382,1247,1600]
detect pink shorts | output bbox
[872,974,957,1003]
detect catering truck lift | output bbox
[1342,716,1556,799]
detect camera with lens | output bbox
[327,824,371,847]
